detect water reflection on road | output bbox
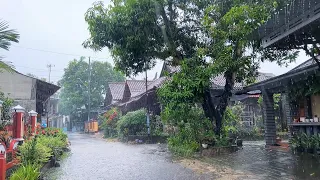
[43,134,320,180]
[42,133,209,180]
[203,141,320,180]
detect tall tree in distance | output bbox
[0,20,19,71]
[58,57,124,116]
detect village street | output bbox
[42,133,212,180]
[42,133,320,180]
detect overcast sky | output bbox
[0,0,310,84]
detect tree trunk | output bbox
[202,88,216,128]
[215,70,235,136]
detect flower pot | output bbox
[236,139,243,147]
[202,143,208,149]
[276,137,282,144]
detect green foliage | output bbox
[222,105,243,136]
[237,126,264,140]
[37,135,66,158]
[168,137,199,157]
[158,58,212,122]
[150,115,164,136]
[291,133,320,151]
[288,75,320,103]
[10,163,40,180]
[258,94,281,110]
[99,108,121,138]
[165,106,215,157]
[84,0,207,75]
[58,57,124,115]
[18,138,52,166]
[0,91,14,120]
[0,20,19,71]
[18,128,68,166]
[116,109,146,138]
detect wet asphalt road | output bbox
[43,133,209,180]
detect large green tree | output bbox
[84,0,211,75]
[58,57,125,116]
[84,0,297,135]
[0,20,19,71]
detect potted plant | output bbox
[201,133,215,148]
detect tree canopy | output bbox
[84,0,213,75]
[58,57,125,115]
[84,0,298,135]
[0,20,19,71]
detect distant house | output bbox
[107,63,274,124]
[239,57,320,145]
[107,78,166,115]
[0,69,60,120]
[160,63,275,126]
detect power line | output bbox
[12,45,109,60]
[14,65,64,72]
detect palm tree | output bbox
[0,20,19,71]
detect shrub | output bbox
[10,163,40,180]
[150,115,164,136]
[117,109,146,138]
[164,106,215,157]
[99,108,121,138]
[37,135,67,158]
[18,138,51,166]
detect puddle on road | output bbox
[200,144,320,180]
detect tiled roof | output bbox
[163,64,274,90]
[112,77,167,106]
[288,57,317,73]
[128,77,167,100]
[126,80,152,97]
[109,77,167,105]
[109,82,125,100]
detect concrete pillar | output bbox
[28,110,38,135]
[282,93,293,138]
[12,105,25,141]
[262,91,276,146]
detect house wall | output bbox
[0,71,34,100]
[311,95,320,117]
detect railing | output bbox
[0,139,19,180]
[258,0,320,47]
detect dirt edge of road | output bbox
[177,159,255,180]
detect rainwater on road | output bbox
[42,133,210,180]
[43,134,320,180]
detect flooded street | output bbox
[202,141,320,180]
[43,133,320,180]
[43,133,210,180]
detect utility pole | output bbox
[145,62,150,142]
[88,57,91,122]
[46,64,54,128]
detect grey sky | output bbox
[0,0,310,84]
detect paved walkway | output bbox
[43,134,320,180]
